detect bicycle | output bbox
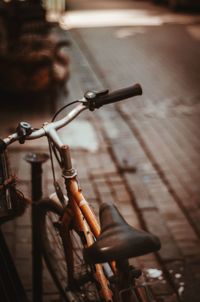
[0,83,161,302]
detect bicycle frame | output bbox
[59,145,114,301]
[56,144,152,302]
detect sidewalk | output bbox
[67,23,200,301]
[1,1,200,301]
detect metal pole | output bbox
[25,153,49,302]
[0,229,28,302]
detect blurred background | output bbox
[0,0,200,301]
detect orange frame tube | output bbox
[68,178,101,237]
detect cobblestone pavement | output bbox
[1,0,200,301]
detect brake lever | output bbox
[84,89,109,100]
[95,89,109,97]
[84,89,109,111]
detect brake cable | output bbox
[51,101,80,122]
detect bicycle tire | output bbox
[38,198,102,302]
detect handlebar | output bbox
[85,83,142,110]
[1,103,86,150]
[0,83,142,151]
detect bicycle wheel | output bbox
[38,198,102,302]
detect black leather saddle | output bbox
[84,203,161,264]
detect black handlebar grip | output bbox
[94,83,142,108]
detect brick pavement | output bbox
[64,4,200,299]
[1,2,200,302]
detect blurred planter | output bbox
[0,36,70,94]
[0,1,70,111]
[152,0,200,10]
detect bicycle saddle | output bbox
[84,203,161,264]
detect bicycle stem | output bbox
[60,145,77,178]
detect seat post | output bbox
[116,259,132,285]
[115,260,141,302]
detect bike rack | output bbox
[25,153,49,302]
